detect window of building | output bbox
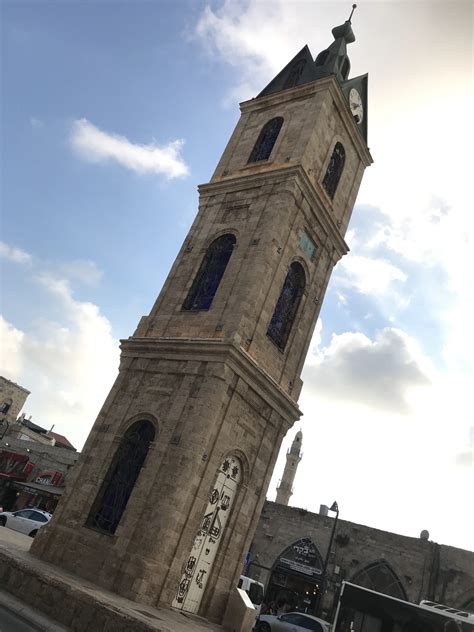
[283,59,307,89]
[315,50,329,67]
[183,234,236,311]
[351,561,407,600]
[340,57,350,80]
[248,117,284,163]
[267,262,305,350]
[322,142,345,199]
[87,420,155,535]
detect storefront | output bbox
[0,450,33,510]
[10,480,64,513]
[265,538,324,614]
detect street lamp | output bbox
[317,501,339,617]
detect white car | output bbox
[0,508,51,537]
[255,612,331,632]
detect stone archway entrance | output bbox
[350,561,407,600]
[266,538,324,614]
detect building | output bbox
[276,430,303,506]
[247,501,474,619]
[0,376,30,431]
[0,382,79,513]
[31,11,372,624]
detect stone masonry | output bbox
[30,43,372,625]
[248,501,474,616]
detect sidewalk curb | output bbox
[0,590,69,631]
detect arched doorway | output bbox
[350,561,407,600]
[266,538,324,614]
[173,455,242,614]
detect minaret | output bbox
[32,11,371,624]
[276,430,303,505]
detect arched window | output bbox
[351,561,407,600]
[283,59,307,89]
[340,57,350,80]
[248,117,284,163]
[315,50,329,67]
[87,420,155,534]
[267,262,305,350]
[183,234,236,311]
[322,142,345,199]
[462,598,474,613]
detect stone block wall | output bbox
[248,501,474,614]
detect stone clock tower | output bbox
[32,13,372,623]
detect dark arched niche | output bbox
[248,117,284,163]
[283,59,307,89]
[87,419,155,534]
[265,538,324,612]
[267,262,305,350]
[322,142,345,199]
[183,234,236,311]
[351,561,407,600]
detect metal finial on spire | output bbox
[348,4,357,23]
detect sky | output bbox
[1,1,473,553]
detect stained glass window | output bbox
[87,420,155,535]
[283,59,307,89]
[267,262,305,350]
[322,142,345,199]
[351,562,407,600]
[183,234,236,311]
[248,117,284,163]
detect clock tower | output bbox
[32,12,372,623]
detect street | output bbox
[0,605,42,632]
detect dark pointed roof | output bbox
[258,11,357,98]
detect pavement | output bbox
[0,591,68,632]
[0,526,224,631]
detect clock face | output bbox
[349,88,363,124]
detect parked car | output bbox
[0,508,51,537]
[255,612,331,632]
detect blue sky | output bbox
[1,1,473,553]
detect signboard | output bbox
[277,538,323,578]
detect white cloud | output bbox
[338,254,407,295]
[61,259,103,286]
[70,118,189,178]
[304,327,431,414]
[29,116,44,128]
[0,317,24,380]
[0,278,119,450]
[0,244,118,449]
[0,241,32,265]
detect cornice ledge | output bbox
[197,166,298,195]
[198,166,349,257]
[239,76,336,113]
[120,337,302,422]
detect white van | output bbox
[238,575,265,610]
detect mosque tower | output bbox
[276,430,303,505]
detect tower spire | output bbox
[276,430,303,506]
[348,3,357,23]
